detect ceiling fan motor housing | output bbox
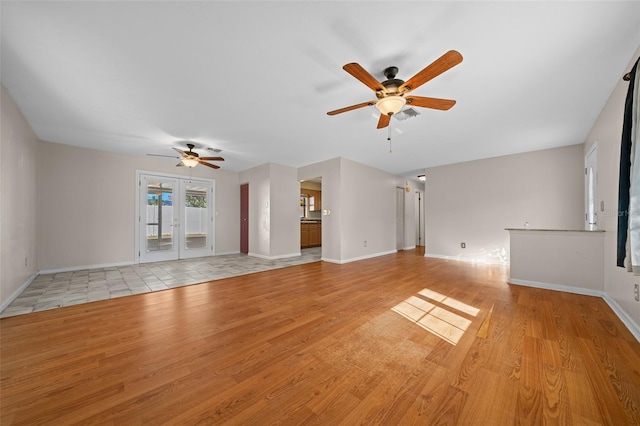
[377,67,405,98]
[378,78,405,98]
[186,143,199,158]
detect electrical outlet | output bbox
[363,241,367,247]
[635,284,639,302]
[461,242,466,249]
[25,257,28,267]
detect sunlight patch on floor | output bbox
[392,288,479,345]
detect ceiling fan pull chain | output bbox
[388,116,392,153]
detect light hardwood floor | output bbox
[1,249,639,425]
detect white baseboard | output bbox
[41,253,250,273]
[424,253,508,265]
[602,294,640,342]
[1,272,38,313]
[508,278,606,297]
[322,249,397,265]
[39,260,135,275]
[403,245,416,251]
[248,252,301,260]
[509,278,639,343]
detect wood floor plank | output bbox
[2,250,640,425]
[456,367,518,425]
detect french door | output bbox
[138,173,215,263]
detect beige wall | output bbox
[299,157,417,263]
[239,162,300,259]
[240,163,270,258]
[339,157,398,261]
[300,157,401,263]
[1,85,39,309]
[424,144,585,263]
[509,230,605,292]
[299,158,342,261]
[268,163,300,257]
[37,141,240,270]
[584,45,640,330]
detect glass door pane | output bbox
[140,176,179,263]
[179,179,214,259]
[185,184,208,250]
[146,182,174,251]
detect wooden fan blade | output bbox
[327,100,375,116]
[399,50,463,94]
[199,156,225,161]
[405,96,456,110]
[172,147,188,157]
[377,113,391,129]
[343,63,385,92]
[198,160,220,169]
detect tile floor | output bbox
[1,248,322,318]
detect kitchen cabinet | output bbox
[313,191,321,211]
[301,222,321,248]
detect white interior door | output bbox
[138,173,214,263]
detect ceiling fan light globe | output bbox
[376,96,406,115]
[182,158,199,168]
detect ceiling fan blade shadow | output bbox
[343,63,385,92]
[176,161,185,167]
[327,100,376,116]
[399,50,463,94]
[377,114,391,129]
[147,154,179,159]
[405,96,456,110]
[173,147,188,157]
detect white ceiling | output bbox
[2,1,639,181]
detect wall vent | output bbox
[393,107,420,121]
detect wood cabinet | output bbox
[301,222,321,248]
[311,190,321,211]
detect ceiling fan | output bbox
[147,143,224,169]
[173,143,224,169]
[327,50,463,129]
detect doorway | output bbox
[137,173,215,263]
[240,183,249,254]
[300,178,322,250]
[585,143,598,230]
[415,191,425,247]
[396,187,404,251]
